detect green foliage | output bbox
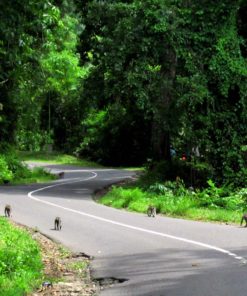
[77,104,151,165]
[0,218,43,295]
[196,180,245,211]
[0,150,57,184]
[40,13,84,96]
[4,154,31,180]
[186,208,242,223]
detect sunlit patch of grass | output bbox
[17,151,102,167]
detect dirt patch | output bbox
[12,222,98,296]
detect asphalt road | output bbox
[0,164,247,296]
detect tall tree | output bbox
[77,0,246,184]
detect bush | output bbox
[4,154,31,179]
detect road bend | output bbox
[0,164,247,296]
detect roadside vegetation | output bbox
[0,148,56,185]
[0,149,101,186]
[0,218,43,295]
[0,218,96,296]
[100,161,247,224]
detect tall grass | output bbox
[0,218,43,295]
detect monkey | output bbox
[4,205,11,217]
[147,205,156,217]
[58,172,65,178]
[240,213,247,227]
[54,217,62,230]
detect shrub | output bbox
[148,183,173,195]
[4,154,31,179]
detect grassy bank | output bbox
[99,179,247,224]
[0,218,43,295]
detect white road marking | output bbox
[28,171,246,262]
[235,256,244,260]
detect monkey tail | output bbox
[241,216,244,226]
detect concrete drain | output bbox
[95,277,128,289]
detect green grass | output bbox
[99,184,245,225]
[185,208,241,223]
[17,151,102,167]
[0,218,43,295]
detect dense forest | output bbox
[0,0,246,187]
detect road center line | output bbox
[28,171,245,262]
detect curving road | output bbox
[0,165,247,296]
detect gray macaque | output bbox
[54,217,62,230]
[4,204,11,217]
[147,205,156,217]
[241,213,247,227]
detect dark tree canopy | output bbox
[0,0,246,186]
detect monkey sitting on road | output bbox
[4,205,11,217]
[147,205,156,217]
[240,213,247,227]
[54,217,62,230]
